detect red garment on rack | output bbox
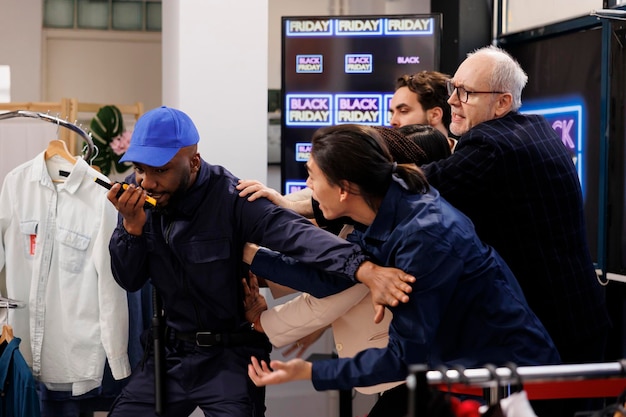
[449,396,481,417]
[436,378,626,400]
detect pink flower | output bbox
[110,131,132,155]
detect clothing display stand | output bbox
[0,296,25,343]
[0,110,96,161]
[0,99,144,156]
[407,361,626,416]
[0,112,101,417]
[0,99,74,143]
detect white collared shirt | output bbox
[0,153,130,396]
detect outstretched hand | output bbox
[355,261,415,323]
[248,356,312,387]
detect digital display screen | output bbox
[281,14,441,193]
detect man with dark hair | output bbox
[390,71,456,151]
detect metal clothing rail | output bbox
[0,297,26,309]
[408,361,626,402]
[0,110,96,161]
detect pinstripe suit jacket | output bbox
[422,112,610,359]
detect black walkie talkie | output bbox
[58,170,157,209]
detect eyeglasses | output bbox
[446,79,505,103]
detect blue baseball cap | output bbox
[120,106,200,167]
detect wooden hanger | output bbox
[0,300,13,344]
[0,324,13,344]
[45,139,76,164]
[45,140,76,183]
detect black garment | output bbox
[531,330,608,417]
[368,382,457,417]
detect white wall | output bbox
[0,0,42,101]
[268,0,334,89]
[43,30,162,111]
[0,0,610,103]
[162,0,269,183]
[502,0,603,34]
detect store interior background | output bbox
[0,0,621,416]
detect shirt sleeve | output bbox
[108,218,150,293]
[241,198,367,280]
[262,284,369,347]
[250,247,355,297]
[95,198,131,380]
[421,131,498,208]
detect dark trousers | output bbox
[108,340,269,417]
[367,384,408,417]
[368,384,461,417]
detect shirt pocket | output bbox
[181,238,231,264]
[55,227,91,273]
[368,330,389,342]
[19,220,38,259]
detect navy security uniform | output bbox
[422,112,610,364]
[108,161,363,417]
[251,179,560,391]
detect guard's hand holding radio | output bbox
[95,177,157,209]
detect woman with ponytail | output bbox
[245,124,560,417]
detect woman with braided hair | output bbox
[243,124,560,417]
[399,123,452,162]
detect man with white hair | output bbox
[422,44,610,372]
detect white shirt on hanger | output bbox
[500,390,538,417]
[0,152,131,396]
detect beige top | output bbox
[262,281,403,394]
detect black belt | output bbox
[169,328,267,347]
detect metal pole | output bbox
[152,287,165,415]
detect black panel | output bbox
[431,0,492,77]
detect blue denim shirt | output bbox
[251,179,561,391]
[0,338,41,417]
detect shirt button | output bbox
[336,343,343,352]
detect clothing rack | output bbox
[408,361,626,402]
[0,99,144,156]
[0,296,26,309]
[0,297,25,345]
[0,110,96,161]
[0,98,74,142]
